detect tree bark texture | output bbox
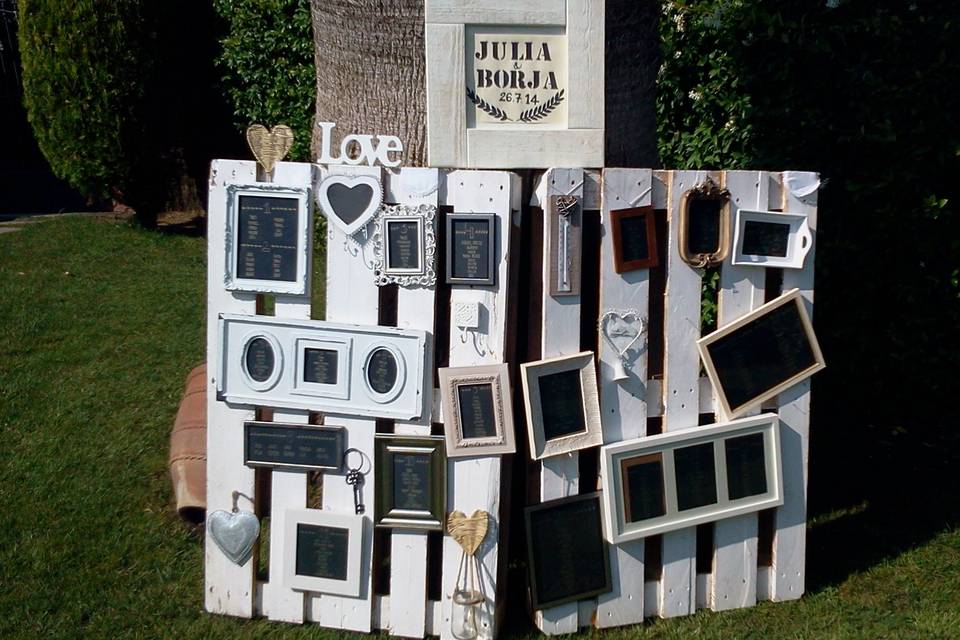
[310,1,659,167]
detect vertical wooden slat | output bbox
[594,168,653,628]
[425,24,467,167]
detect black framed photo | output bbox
[243,421,346,472]
[374,434,446,530]
[525,492,612,610]
[445,213,497,286]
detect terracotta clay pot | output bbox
[169,364,207,523]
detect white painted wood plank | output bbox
[659,170,707,618]
[439,170,518,640]
[567,0,604,130]
[595,168,652,628]
[535,168,584,635]
[426,24,467,168]
[467,130,603,170]
[389,531,430,637]
[205,159,259,617]
[709,170,768,612]
[320,164,383,633]
[646,376,715,418]
[426,0,567,25]
[771,172,819,602]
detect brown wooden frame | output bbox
[610,206,659,273]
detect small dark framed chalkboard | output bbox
[293,336,351,400]
[520,351,603,460]
[240,332,283,390]
[438,363,516,457]
[362,344,407,402]
[244,421,345,471]
[525,492,612,610]
[282,508,363,596]
[621,453,666,523]
[225,184,311,295]
[373,203,438,287]
[374,435,446,530]
[732,209,813,270]
[445,213,497,286]
[698,288,825,418]
[610,206,659,273]
[679,177,730,268]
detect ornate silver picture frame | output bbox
[372,203,438,287]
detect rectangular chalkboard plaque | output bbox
[611,207,659,273]
[732,209,814,269]
[386,219,422,271]
[525,493,612,610]
[393,452,432,512]
[296,523,350,581]
[282,509,363,596]
[725,433,768,500]
[446,213,496,285]
[303,348,339,385]
[375,435,446,530]
[673,442,718,512]
[537,369,587,441]
[244,421,345,471]
[439,363,516,457]
[622,453,666,523]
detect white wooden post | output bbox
[593,168,653,628]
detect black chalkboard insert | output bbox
[622,454,666,522]
[387,220,421,270]
[687,198,722,255]
[742,220,789,258]
[618,215,651,263]
[296,523,350,581]
[367,348,399,394]
[537,369,587,441]
[450,218,492,281]
[674,442,718,511]
[236,195,299,282]
[245,422,344,470]
[457,383,497,440]
[725,433,768,500]
[245,337,275,383]
[393,453,432,511]
[304,348,338,385]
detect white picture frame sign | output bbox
[282,508,365,596]
[732,208,814,269]
[439,363,516,457]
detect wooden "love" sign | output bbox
[316,121,404,168]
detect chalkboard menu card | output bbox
[525,493,612,610]
[296,523,349,581]
[244,421,345,471]
[304,348,339,385]
[446,213,496,285]
[438,364,516,457]
[282,508,363,596]
[679,178,730,268]
[374,435,446,530]
[673,442,718,511]
[742,220,789,258]
[225,184,310,295]
[537,369,587,441]
[732,209,814,270]
[366,347,400,396]
[243,336,277,385]
[621,453,666,523]
[725,433,768,500]
[387,220,422,271]
[611,207,659,273]
[698,288,825,418]
[373,204,438,287]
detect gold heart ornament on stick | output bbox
[246,124,294,173]
[447,510,489,556]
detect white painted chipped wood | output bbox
[659,170,708,618]
[595,168,652,628]
[709,171,769,612]
[567,0,604,129]
[467,130,603,170]
[646,376,715,418]
[771,172,819,602]
[583,170,602,210]
[320,164,383,632]
[426,24,467,168]
[389,168,440,639]
[205,159,259,617]
[440,170,518,640]
[535,169,584,635]
[426,0,566,25]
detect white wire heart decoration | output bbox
[599,309,648,382]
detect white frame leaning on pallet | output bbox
[438,363,516,457]
[600,413,784,543]
[224,183,312,295]
[732,209,814,269]
[282,508,365,597]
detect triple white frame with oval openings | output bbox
[425,0,605,168]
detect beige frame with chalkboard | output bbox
[224,183,312,295]
[282,508,364,596]
[439,363,516,457]
[520,351,603,460]
[600,414,784,543]
[374,434,446,530]
[697,288,826,418]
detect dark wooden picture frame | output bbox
[243,421,346,472]
[445,213,497,286]
[525,492,612,610]
[610,206,659,273]
[374,434,446,530]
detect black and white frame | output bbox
[224,183,312,295]
[374,435,446,530]
[600,414,784,543]
[520,351,603,460]
[732,208,814,269]
[445,213,497,286]
[282,508,364,596]
[438,363,516,457]
[372,203,438,287]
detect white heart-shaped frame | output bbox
[317,174,383,236]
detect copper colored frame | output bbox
[610,206,659,273]
[678,177,731,268]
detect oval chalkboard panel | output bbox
[367,348,399,394]
[244,337,275,383]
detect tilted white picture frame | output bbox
[600,414,784,543]
[224,183,312,295]
[520,351,603,460]
[282,508,364,596]
[217,314,430,420]
[732,208,813,269]
[438,363,516,457]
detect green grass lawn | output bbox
[0,217,958,639]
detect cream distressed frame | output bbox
[425,0,605,168]
[438,363,516,457]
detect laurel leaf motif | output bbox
[466,87,511,122]
[518,89,565,123]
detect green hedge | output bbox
[214,0,316,162]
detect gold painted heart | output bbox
[447,510,489,556]
[246,124,294,173]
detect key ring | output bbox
[343,448,371,476]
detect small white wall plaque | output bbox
[373,203,438,287]
[732,209,813,269]
[282,508,364,596]
[224,183,312,295]
[218,314,430,420]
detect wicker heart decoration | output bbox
[317,174,383,236]
[207,509,260,566]
[447,510,489,556]
[246,124,294,173]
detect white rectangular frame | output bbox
[425,0,604,168]
[224,183,312,295]
[732,209,813,269]
[282,508,364,596]
[292,336,352,400]
[697,288,826,418]
[438,363,516,457]
[521,351,603,460]
[600,413,784,543]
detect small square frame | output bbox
[282,508,364,596]
[445,213,497,286]
[373,203,438,287]
[520,351,603,460]
[439,363,516,457]
[374,435,447,530]
[291,336,352,400]
[732,208,813,270]
[610,206,659,273]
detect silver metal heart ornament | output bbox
[599,309,648,381]
[207,509,260,566]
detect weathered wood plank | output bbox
[467,130,603,170]
[426,24,467,167]
[567,0,604,129]
[426,0,567,25]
